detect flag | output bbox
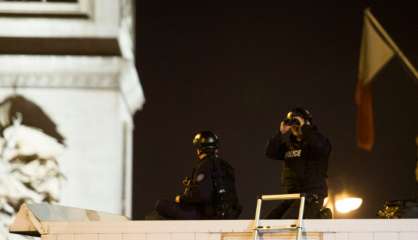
[355,9,395,151]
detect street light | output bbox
[335,197,363,214]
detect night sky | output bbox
[133,1,417,219]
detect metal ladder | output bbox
[253,193,305,240]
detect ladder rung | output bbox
[255,226,299,232]
[261,193,302,201]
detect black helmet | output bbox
[286,107,313,125]
[193,131,219,150]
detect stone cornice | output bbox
[0,55,144,114]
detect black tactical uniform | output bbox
[265,109,331,219]
[148,131,241,220]
[154,154,219,219]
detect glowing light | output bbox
[323,196,335,215]
[323,197,329,207]
[335,197,363,213]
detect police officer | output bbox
[148,131,240,220]
[265,108,331,219]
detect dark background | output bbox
[133,1,417,219]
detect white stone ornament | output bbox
[0,119,65,240]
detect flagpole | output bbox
[365,9,418,81]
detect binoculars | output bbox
[283,117,301,126]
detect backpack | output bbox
[211,158,242,219]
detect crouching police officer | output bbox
[147,131,241,220]
[265,108,331,219]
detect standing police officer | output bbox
[265,108,331,219]
[148,131,241,220]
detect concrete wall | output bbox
[35,219,418,240]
